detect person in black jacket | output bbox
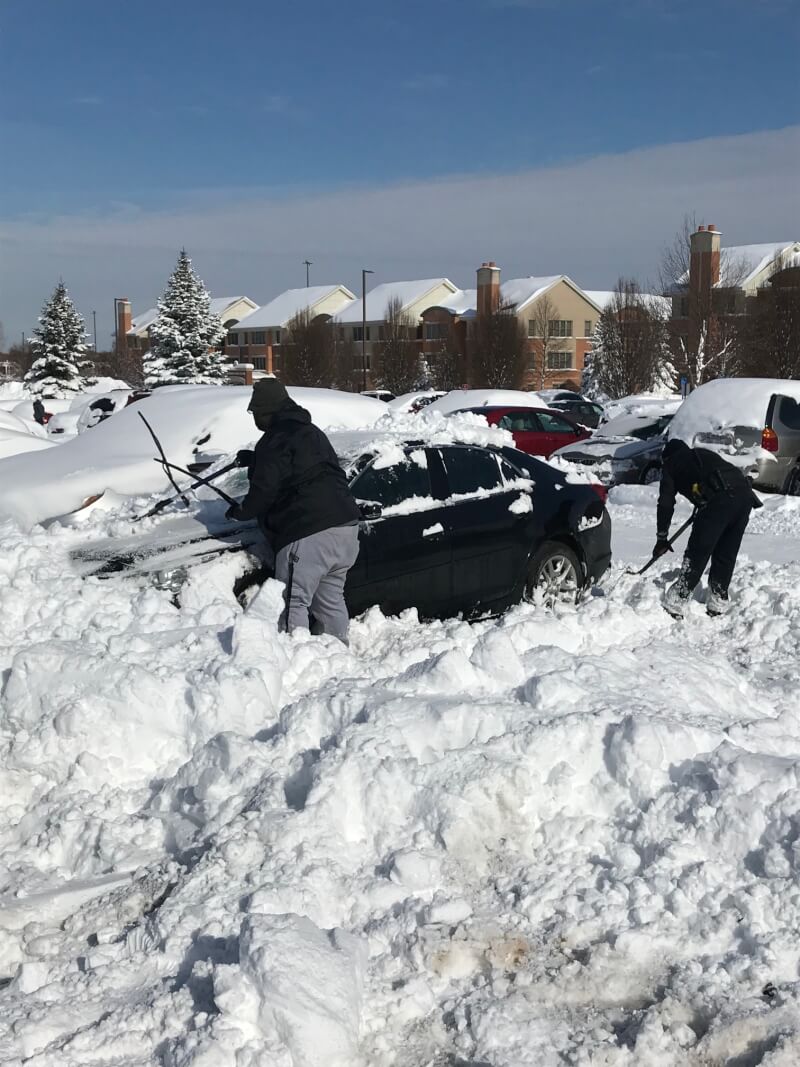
[653,438,762,618]
[226,379,361,643]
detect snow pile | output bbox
[2,489,800,1064]
[0,386,387,528]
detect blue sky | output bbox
[0,0,798,339]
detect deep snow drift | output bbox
[1,482,800,1065]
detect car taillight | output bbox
[761,427,779,453]
[589,483,608,504]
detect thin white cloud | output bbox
[1,126,797,340]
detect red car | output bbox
[457,406,592,458]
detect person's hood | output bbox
[662,438,691,463]
[272,400,311,425]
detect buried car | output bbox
[552,411,674,486]
[667,377,800,494]
[71,440,611,618]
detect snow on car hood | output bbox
[0,385,387,529]
[553,435,653,462]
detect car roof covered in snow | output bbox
[669,377,800,443]
[425,389,548,414]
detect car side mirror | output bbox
[359,501,382,520]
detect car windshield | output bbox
[595,414,672,441]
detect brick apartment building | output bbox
[668,224,800,359]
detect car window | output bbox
[350,456,431,508]
[537,412,576,434]
[777,396,800,430]
[627,422,660,441]
[440,447,504,495]
[498,411,539,432]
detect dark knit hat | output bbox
[248,377,289,416]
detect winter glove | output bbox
[235,448,254,469]
[225,503,244,521]
[652,537,673,559]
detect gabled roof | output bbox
[129,296,257,335]
[234,285,356,330]
[501,274,602,314]
[336,278,458,323]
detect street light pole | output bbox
[92,310,98,352]
[303,260,312,287]
[361,268,373,392]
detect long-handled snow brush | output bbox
[133,459,239,521]
[152,458,240,508]
[604,511,696,593]
[138,412,190,508]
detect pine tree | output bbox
[24,282,90,397]
[144,250,227,387]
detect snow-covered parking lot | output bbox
[1,476,800,1064]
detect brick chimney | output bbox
[477,261,501,318]
[689,223,722,295]
[116,298,132,351]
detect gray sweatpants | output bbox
[274,523,360,644]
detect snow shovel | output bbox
[605,511,696,592]
[133,459,239,521]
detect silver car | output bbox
[668,379,800,495]
[552,413,673,485]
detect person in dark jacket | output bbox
[32,398,46,425]
[226,378,361,643]
[653,438,762,618]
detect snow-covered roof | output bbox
[235,286,355,330]
[501,275,561,311]
[430,288,477,318]
[336,279,458,324]
[724,242,797,287]
[672,241,799,291]
[584,290,672,316]
[129,297,256,336]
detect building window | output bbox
[549,320,573,337]
[424,323,447,341]
[228,332,239,345]
[274,329,281,345]
[353,326,371,343]
[584,320,593,338]
[527,320,538,338]
[679,298,689,317]
[253,357,267,370]
[546,351,573,370]
[252,331,266,345]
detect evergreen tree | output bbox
[144,250,226,386]
[24,282,90,397]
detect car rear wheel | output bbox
[525,542,582,608]
[784,465,800,497]
[641,463,661,485]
